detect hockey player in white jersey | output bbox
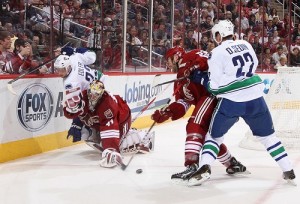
[54,46,106,146]
[187,20,296,186]
[54,46,106,90]
[55,46,153,156]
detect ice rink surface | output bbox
[0,118,299,204]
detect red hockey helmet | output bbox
[165,46,185,72]
[165,46,185,60]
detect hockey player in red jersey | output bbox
[151,46,248,182]
[63,80,154,168]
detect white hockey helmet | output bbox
[211,20,234,44]
[54,55,71,77]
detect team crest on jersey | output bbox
[79,113,99,126]
[104,109,113,119]
[183,80,194,101]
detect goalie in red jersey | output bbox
[63,80,154,168]
[151,47,248,182]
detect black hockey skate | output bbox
[283,169,297,186]
[187,164,211,186]
[226,157,250,175]
[171,163,198,184]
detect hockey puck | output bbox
[136,169,143,174]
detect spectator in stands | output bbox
[272,45,287,65]
[291,36,300,52]
[292,24,300,42]
[266,16,275,36]
[272,30,280,44]
[255,6,268,23]
[127,26,142,59]
[131,11,146,29]
[250,34,262,55]
[207,40,216,53]
[257,57,274,72]
[225,11,233,22]
[192,25,202,45]
[200,34,209,51]
[277,38,288,55]
[290,47,300,66]
[265,35,277,54]
[240,10,250,32]
[184,29,197,51]
[153,21,168,43]
[272,15,283,32]
[248,14,257,29]
[274,56,287,70]
[5,38,38,74]
[250,0,260,15]
[269,8,278,19]
[0,29,13,74]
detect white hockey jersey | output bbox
[63,51,106,91]
[207,39,264,102]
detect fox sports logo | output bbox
[17,83,54,132]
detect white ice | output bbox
[0,119,299,204]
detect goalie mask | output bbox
[165,46,185,72]
[88,80,105,111]
[54,55,71,77]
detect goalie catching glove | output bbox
[100,148,123,168]
[151,102,186,123]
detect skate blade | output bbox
[287,179,297,186]
[228,170,251,176]
[171,178,188,186]
[187,172,210,187]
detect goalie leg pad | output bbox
[119,128,155,154]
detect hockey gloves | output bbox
[189,70,209,88]
[151,107,173,123]
[61,46,88,56]
[61,46,74,56]
[67,117,83,142]
[100,148,123,168]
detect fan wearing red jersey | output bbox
[151,47,248,182]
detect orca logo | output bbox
[263,78,274,94]
[17,83,54,131]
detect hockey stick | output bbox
[131,74,173,124]
[7,42,70,95]
[143,83,183,140]
[118,77,182,171]
[154,76,187,87]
